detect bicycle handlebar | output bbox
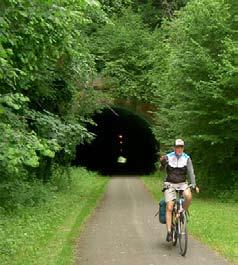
[189,184,199,193]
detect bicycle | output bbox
[171,184,194,256]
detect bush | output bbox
[0,179,53,210]
[50,165,72,192]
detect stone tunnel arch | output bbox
[74,106,159,175]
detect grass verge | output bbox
[141,172,238,265]
[0,167,108,265]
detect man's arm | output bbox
[160,155,168,170]
[187,158,196,186]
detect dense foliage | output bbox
[89,10,157,103]
[0,0,237,208]
[0,0,107,206]
[151,0,238,188]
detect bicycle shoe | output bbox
[166,231,173,242]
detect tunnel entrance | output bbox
[74,107,159,175]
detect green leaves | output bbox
[152,0,238,187]
[0,91,93,178]
[0,0,105,183]
[98,0,132,15]
[0,120,61,174]
[90,10,157,103]
[0,93,29,110]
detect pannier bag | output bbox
[159,199,166,224]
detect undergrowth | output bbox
[0,167,108,265]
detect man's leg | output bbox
[164,183,176,242]
[183,188,192,211]
[165,200,174,242]
[166,200,174,232]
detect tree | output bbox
[0,0,105,182]
[89,10,158,104]
[152,0,238,187]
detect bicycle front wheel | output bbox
[178,212,188,256]
[172,220,178,246]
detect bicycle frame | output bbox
[171,189,188,256]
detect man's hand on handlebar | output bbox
[189,184,200,194]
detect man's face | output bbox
[174,146,184,155]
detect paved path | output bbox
[75,176,230,265]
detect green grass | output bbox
[0,168,108,265]
[141,172,238,265]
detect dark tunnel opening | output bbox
[74,107,159,175]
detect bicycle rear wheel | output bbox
[178,212,188,256]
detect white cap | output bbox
[175,139,184,146]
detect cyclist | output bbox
[160,139,199,242]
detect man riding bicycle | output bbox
[160,139,199,242]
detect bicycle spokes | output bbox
[172,223,178,246]
[178,212,188,256]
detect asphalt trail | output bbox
[75,176,230,265]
